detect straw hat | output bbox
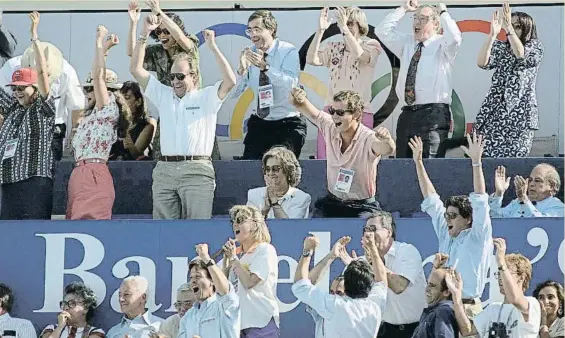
[81,69,123,89]
[21,41,64,85]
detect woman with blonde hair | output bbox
[247,146,311,219]
[222,205,280,338]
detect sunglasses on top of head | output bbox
[155,28,170,36]
[328,107,353,117]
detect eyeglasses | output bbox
[168,73,194,81]
[155,28,170,36]
[330,290,345,296]
[59,300,83,310]
[444,212,460,220]
[174,301,194,310]
[10,85,29,92]
[412,15,432,24]
[328,107,353,117]
[245,27,264,36]
[493,270,518,279]
[263,165,282,174]
[83,86,94,94]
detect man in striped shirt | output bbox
[0,284,37,338]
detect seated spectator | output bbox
[534,280,564,338]
[107,276,163,338]
[489,164,564,218]
[110,81,154,160]
[0,10,17,67]
[447,237,541,337]
[157,284,194,338]
[178,244,239,338]
[289,87,395,218]
[0,283,37,338]
[40,282,104,338]
[292,232,388,338]
[247,146,311,218]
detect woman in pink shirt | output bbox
[306,6,382,159]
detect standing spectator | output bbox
[222,205,279,337]
[110,81,154,160]
[376,0,461,158]
[489,164,564,218]
[247,146,311,218]
[67,28,125,220]
[179,244,240,338]
[232,10,307,160]
[0,9,16,67]
[289,87,395,217]
[40,282,104,338]
[291,232,388,338]
[475,3,543,157]
[107,276,163,338]
[306,6,382,159]
[0,283,37,338]
[0,12,55,220]
[534,280,564,338]
[447,238,541,337]
[410,134,492,318]
[130,13,234,219]
[158,284,195,338]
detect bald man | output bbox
[158,284,195,338]
[489,163,564,217]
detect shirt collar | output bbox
[333,122,363,142]
[121,310,152,325]
[385,241,398,258]
[0,313,11,324]
[196,293,218,310]
[253,38,279,57]
[421,34,442,48]
[426,299,453,311]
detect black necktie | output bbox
[256,52,271,119]
[68,327,77,338]
[404,42,424,106]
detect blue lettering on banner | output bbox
[2,218,563,338]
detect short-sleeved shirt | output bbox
[246,186,311,219]
[41,324,105,338]
[473,297,541,338]
[143,38,200,86]
[0,89,55,184]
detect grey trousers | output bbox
[152,160,216,219]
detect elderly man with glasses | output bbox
[157,284,195,338]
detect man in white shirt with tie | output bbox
[376,0,462,158]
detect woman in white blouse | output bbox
[41,282,105,338]
[534,280,564,338]
[247,146,311,219]
[222,205,280,338]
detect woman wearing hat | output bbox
[0,12,55,219]
[66,26,130,220]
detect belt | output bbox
[75,158,107,167]
[160,155,211,162]
[402,103,449,112]
[462,298,479,305]
[328,192,376,204]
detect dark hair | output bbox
[149,12,190,41]
[64,282,98,321]
[435,268,453,301]
[343,260,374,299]
[445,195,473,221]
[248,10,278,38]
[533,280,564,318]
[120,81,148,121]
[112,91,133,139]
[363,211,396,240]
[511,11,538,45]
[188,260,216,292]
[0,284,14,313]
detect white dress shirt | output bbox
[292,279,387,338]
[246,186,311,219]
[0,313,37,338]
[489,195,565,218]
[376,7,462,106]
[473,297,541,338]
[144,75,225,156]
[106,311,164,338]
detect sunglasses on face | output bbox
[59,300,83,310]
[263,165,282,174]
[155,28,170,36]
[328,107,353,117]
[83,86,94,94]
[11,85,30,92]
[444,212,460,220]
[168,73,194,81]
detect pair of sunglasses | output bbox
[10,85,30,92]
[83,86,117,94]
[155,28,170,36]
[168,73,195,81]
[328,106,353,117]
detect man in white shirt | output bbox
[178,244,240,338]
[376,0,462,158]
[0,284,37,338]
[489,164,564,218]
[446,238,541,337]
[107,276,164,338]
[130,14,235,219]
[291,232,388,338]
[157,284,195,338]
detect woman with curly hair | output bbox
[40,282,104,338]
[534,280,564,338]
[247,146,311,218]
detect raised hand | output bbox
[445,269,463,299]
[145,0,162,14]
[374,127,393,143]
[128,0,141,22]
[222,238,237,259]
[195,243,210,261]
[144,14,161,32]
[460,133,484,163]
[244,49,265,69]
[362,231,377,252]
[494,166,511,195]
[57,311,71,327]
[289,87,307,106]
[238,48,250,73]
[502,2,512,31]
[514,175,529,202]
[338,246,357,266]
[319,7,331,31]
[408,136,424,163]
[403,0,419,12]
[330,236,351,259]
[490,9,502,36]
[334,6,348,31]
[97,25,108,40]
[203,29,216,47]
[103,34,120,51]
[29,11,40,38]
[433,253,449,269]
[303,235,320,252]
[493,238,507,266]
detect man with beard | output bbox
[178,243,240,338]
[231,10,307,160]
[376,0,462,158]
[157,284,195,338]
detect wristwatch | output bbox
[262,64,270,72]
[270,200,280,207]
[498,265,507,272]
[302,250,313,258]
[204,259,215,268]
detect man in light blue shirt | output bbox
[231,9,307,160]
[107,276,164,338]
[410,134,492,318]
[178,243,240,338]
[489,163,564,218]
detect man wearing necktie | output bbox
[231,10,307,160]
[376,0,462,158]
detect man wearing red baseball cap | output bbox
[0,12,55,219]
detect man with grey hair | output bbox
[157,284,195,338]
[376,0,462,158]
[489,163,564,217]
[339,211,427,338]
[107,276,164,338]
